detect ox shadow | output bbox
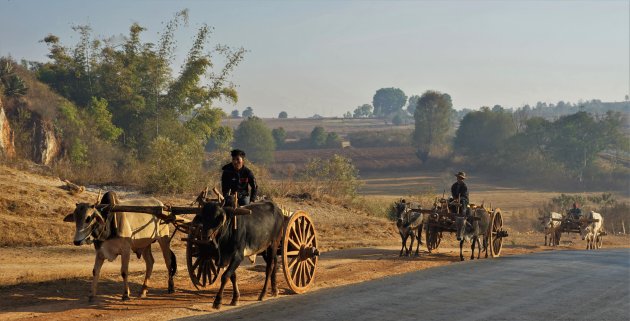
[0,276,190,314]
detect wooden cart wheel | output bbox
[186,223,219,290]
[282,210,319,294]
[488,210,504,258]
[425,225,441,253]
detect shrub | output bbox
[143,136,204,193]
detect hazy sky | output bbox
[1,0,628,117]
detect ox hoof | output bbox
[168,287,175,294]
[230,299,239,306]
[212,302,222,310]
[122,294,130,301]
[88,295,95,303]
[272,290,279,297]
[460,257,465,262]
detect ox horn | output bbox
[95,189,102,205]
[212,186,224,202]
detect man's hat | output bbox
[455,171,466,179]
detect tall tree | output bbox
[372,88,407,117]
[233,116,275,164]
[406,95,420,115]
[278,111,288,119]
[242,106,254,118]
[271,127,286,148]
[454,107,516,157]
[412,90,453,162]
[353,104,373,118]
[310,126,327,148]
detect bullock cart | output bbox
[421,198,508,258]
[552,215,605,249]
[94,190,320,295]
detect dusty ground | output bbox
[1,163,628,320]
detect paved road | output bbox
[180,249,630,321]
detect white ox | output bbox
[64,194,176,302]
[580,211,603,250]
[542,212,563,246]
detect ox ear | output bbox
[63,213,74,223]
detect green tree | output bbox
[343,111,352,118]
[326,132,341,148]
[310,126,327,148]
[242,106,254,118]
[231,109,240,118]
[278,111,288,119]
[353,104,373,118]
[454,107,516,157]
[392,113,403,126]
[205,125,233,152]
[548,111,624,181]
[412,90,453,162]
[87,97,123,142]
[272,127,286,148]
[406,95,420,115]
[233,116,275,164]
[0,58,28,98]
[372,88,407,117]
[144,136,204,193]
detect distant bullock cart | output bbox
[421,197,508,261]
[549,211,605,249]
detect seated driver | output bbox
[450,171,469,215]
[567,202,582,220]
[221,149,258,206]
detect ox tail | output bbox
[169,250,177,277]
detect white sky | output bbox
[1,0,628,117]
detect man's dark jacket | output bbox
[451,181,469,200]
[221,163,257,200]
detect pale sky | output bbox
[1,0,628,117]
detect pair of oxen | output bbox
[394,199,490,261]
[541,211,604,249]
[64,191,285,309]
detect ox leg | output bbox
[408,233,415,257]
[89,255,105,303]
[398,233,407,256]
[544,233,548,246]
[476,237,481,259]
[158,237,176,293]
[214,256,242,309]
[414,230,421,256]
[418,223,424,245]
[470,237,476,260]
[139,247,154,298]
[230,272,240,306]
[258,244,278,301]
[459,240,465,261]
[121,248,131,301]
[484,236,489,258]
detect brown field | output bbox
[222,117,413,137]
[1,163,629,320]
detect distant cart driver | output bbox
[567,202,583,220]
[450,171,469,215]
[221,149,257,206]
